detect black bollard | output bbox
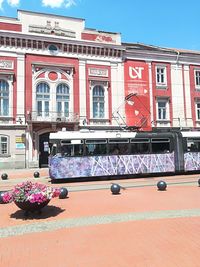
[110,183,121,195]
[59,187,68,199]
[198,178,200,186]
[33,171,40,178]
[157,180,167,191]
[1,173,8,180]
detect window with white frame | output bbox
[195,70,200,89]
[156,66,167,87]
[157,99,169,120]
[0,135,9,155]
[0,79,9,116]
[36,82,50,117]
[56,83,69,117]
[93,85,105,118]
[196,102,200,120]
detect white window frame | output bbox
[0,77,13,117]
[36,82,50,118]
[33,67,73,121]
[156,98,169,121]
[90,81,109,120]
[194,69,200,89]
[0,135,9,156]
[156,65,167,88]
[93,85,105,119]
[196,101,200,120]
[56,83,70,118]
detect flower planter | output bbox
[14,199,50,212]
[2,181,60,216]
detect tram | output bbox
[48,129,200,181]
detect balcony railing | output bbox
[27,111,79,123]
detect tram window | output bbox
[151,138,170,153]
[60,144,83,157]
[108,139,129,155]
[130,139,150,154]
[187,139,200,152]
[85,139,107,155]
[85,139,107,144]
[109,138,129,143]
[109,143,129,155]
[51,144,57,156]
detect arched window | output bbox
[93,85,104,118]
[36,82,50,117]
[56,83,70,117]
[0,80,9,116]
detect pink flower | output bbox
[4,181,61,204]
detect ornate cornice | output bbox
[0,31,125,58]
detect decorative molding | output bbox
[29,21,76,38]
[88,68,108,77]
[0,60,14,70]
[89,80,109,88]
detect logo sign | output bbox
[129,66,144,79]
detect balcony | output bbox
[27,111,79,124]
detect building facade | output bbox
[1,10,200,169]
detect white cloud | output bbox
[0,0,20,9]
[7,0,20,6]
[42,0,76,8]
[0,0,4,9]
[64,0,76,8]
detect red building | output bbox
[1,10,200,169]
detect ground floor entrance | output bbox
[39,132,50,168]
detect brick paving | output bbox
[0,170,200,266]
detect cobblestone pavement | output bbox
[1,170,200,266]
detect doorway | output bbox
[39,132,50,168]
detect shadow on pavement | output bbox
[10,205,65,220]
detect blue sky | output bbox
[0,0,199,51]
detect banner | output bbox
[124,60,151,130]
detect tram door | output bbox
[39,132,50,168]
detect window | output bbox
[0,80,9,116]
[60,140,83,157]
[93,85,105,118]
[130,139,150,154]
[156,66,167,87]
[195,70,200,88]
[0,135,9,155]
[48,44,59,55]
[36,82,50,117]
[196,102,200,120]
[151,138,170,153]
[85,139,107,155]
[108,139,129,155]
[157,99,169,120]
[56,83,69,117]
[187,138,200,152]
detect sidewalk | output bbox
[1,168,200,191]
[0,168,49,180]
[1,174,200,267]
